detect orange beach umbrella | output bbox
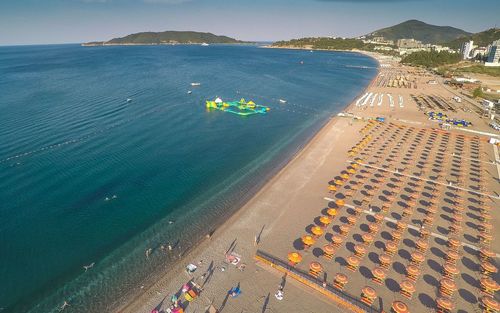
[323,244,335,255]
[385,241,398,253]
[379,253,391,265]
[399,280,415,293]
[354,244,367,256]
[440,278,457,291]
[335,199,345,207]
[326,208,337,217]
[347,255,361,267]
[411,251,425,263]
[372,267,386,280]
[319,216,332,226]
[481,261,498,274]
[436,297,454,311]
[480,277,500,291]
[406,265,420,277]
[301,235,315,246]
[443,263,459,275]
[391,301,409,313]
[311,226,324,236]
[362,286,377,299]
[481,297,500,311]
[335,273,348,284]
[331,234,343,244]
[288,252,302,264]
[362,233,374,244]
[310,261,323,273]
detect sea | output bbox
[0,44,377,312]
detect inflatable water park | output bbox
[206,97,270,116]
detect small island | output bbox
[82,30,243,46]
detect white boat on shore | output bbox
[201,43,209,46]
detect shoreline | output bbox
[262,44,390,60]
[115,51,381,313]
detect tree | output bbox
[472,87,484,98]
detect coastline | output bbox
[262,44,387,60]
[115,51,381,313]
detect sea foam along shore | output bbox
[115,50,381,313]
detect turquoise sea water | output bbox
[0,44,377,312]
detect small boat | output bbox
[191,83,201,86]
[279,99,287,104]
[187,91,192,94]
[201,43,209,46]
[126,98,132,102]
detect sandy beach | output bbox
[116,51,500,313]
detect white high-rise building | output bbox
[460,40,474,59]
[485,40,500,67]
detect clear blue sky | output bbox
[1,0,499,45]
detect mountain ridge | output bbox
[366,19,471,44]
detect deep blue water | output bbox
[0,44,377,312]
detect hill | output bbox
[83,31,242,46]
[444,28,500,49]
[366,19,471,44]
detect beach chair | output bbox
[185,289,198,302]
[309,269,320,278]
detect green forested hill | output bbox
[445,28,500,49]
[83,31,242,45]
[367,20,471,44]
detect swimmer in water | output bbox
[59,301,70,311]
[83,262,95,272]
[145,248,152,259]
